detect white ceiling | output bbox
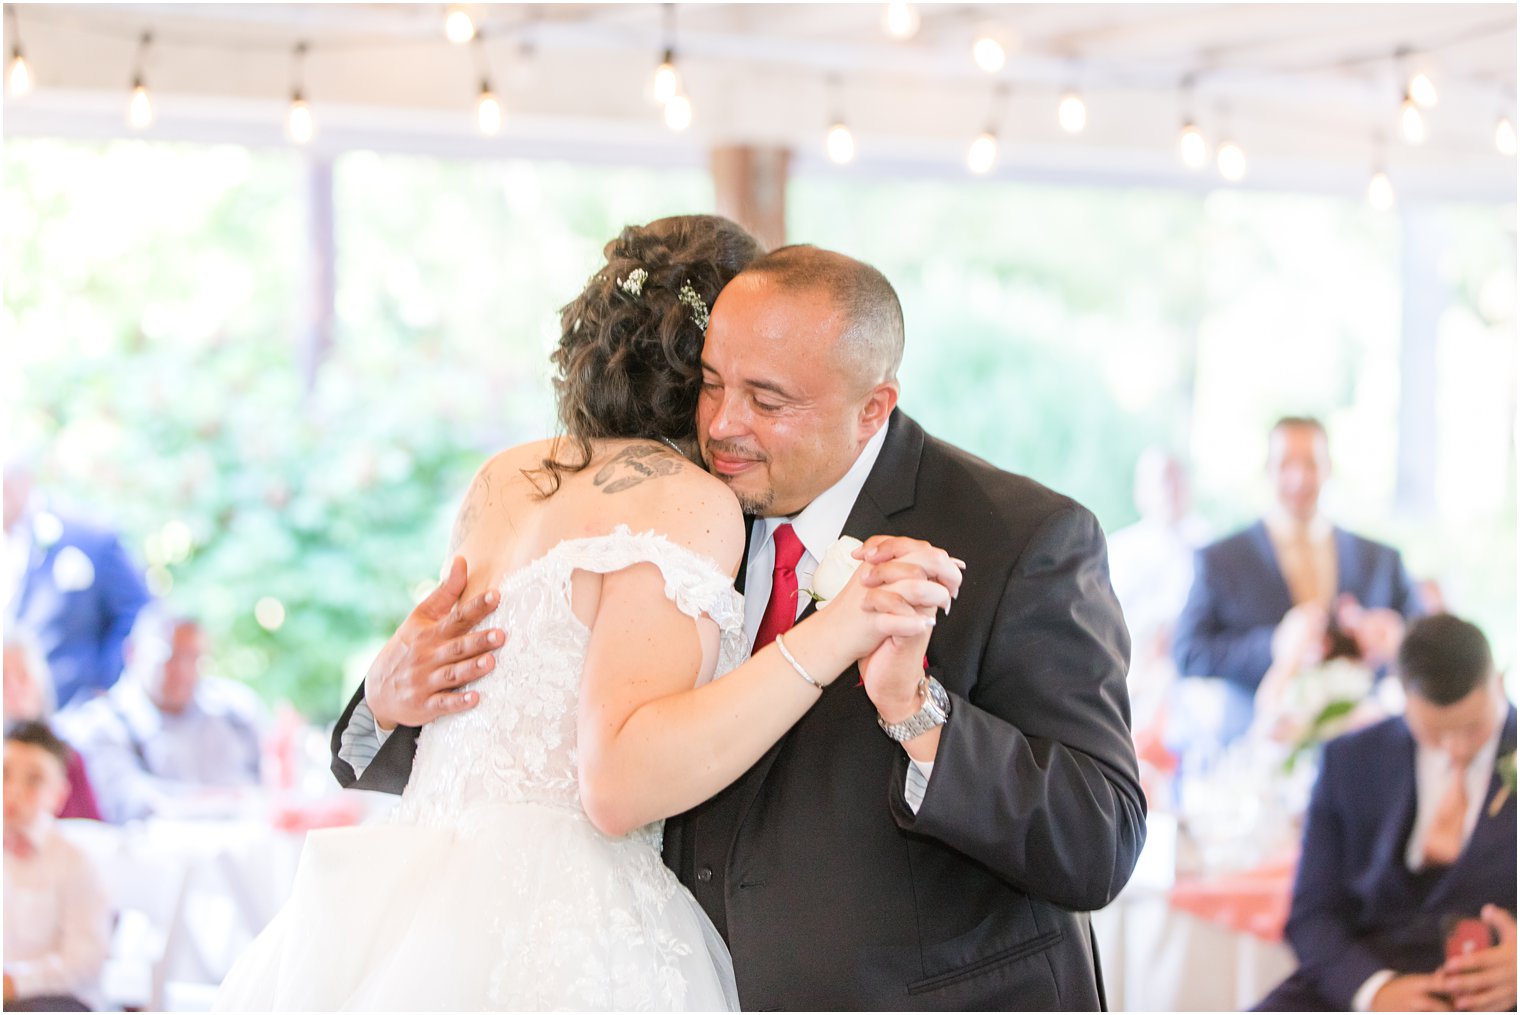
[3,3,1516,203]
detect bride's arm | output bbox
[576,559,953,838]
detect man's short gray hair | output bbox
[739,245,905,385]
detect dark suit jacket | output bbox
[331,411,1146,1010]
[11,510,151,710]
[1259,708,1517,1011]
[1173,522,1422,693]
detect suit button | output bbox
[696,866,713,883]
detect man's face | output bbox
[146,623,204,715]
[1404,675,1505,768]
[3,740,68,827]
[697,275,895,517]
[1267,425,1330,522]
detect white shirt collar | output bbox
[753,422,890,569]
[741,422,890,643]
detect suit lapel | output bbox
[1426,707,1518,910]
[1374,722,1421,876]
[1247,522,1295,617]
[722,412,921,844]
[1332,527,1361,598]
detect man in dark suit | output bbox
[3,461,151,710]
[333,245,1145,1009]
[1257,614,1517,1012]
[1171,417,1423,747]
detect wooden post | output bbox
[298,155,336,396]
[710,144,790,252]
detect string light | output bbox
[881,3,920,40]
[1216,140,1246,181]
[444,5,475,45]
[6,9,30,96]
[972,34,1006,73]
[1495,115,1516,156]
[1176,76,1207,170]
[826,121,855,164]
[651,49,680,105]
[967,131,998,174]
[477,81,502,134]
[1057,90,1087,133]
[664,92,692,131]
[126,32,154,129]
[471,34,502,135]
[1178,122,1208,169]
[1367,169,1394,212]
[1399,95,1426,145]
[285,42,312,144]
[7,44,30,96]
[1407,69,1438,109]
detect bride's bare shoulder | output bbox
[576,440,744,577]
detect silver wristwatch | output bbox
[877,675,951,742]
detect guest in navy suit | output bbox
[1171,417,1423,748]
[3,460,151,711]
[1257,614,1517,1012]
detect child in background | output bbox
[3,721,110,1012]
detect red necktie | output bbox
[753,523,805,652]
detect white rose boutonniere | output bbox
[805,536,864,606]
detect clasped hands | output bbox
[1372,906,1517,1012]
[365,537,964,735]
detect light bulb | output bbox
[444,6,475,44]
[967,131,998,174]
[651,52,680,105]
[664,93,692,131]
[1216,141,1246,181]
[972,35,1005,73]
[1178,122,1208,169]
[826,121,855,164]
[1057,91,1086,133]
[286,96,313,144]
[1495,116,1516,156]
[1399,97,1426,145]
[8,48,31,96]
[477,86,502,135]
[1367,170,1394,212]
[128,80,153,128]
[1407,70,1438,109]
[882,2,920,40]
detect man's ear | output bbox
[858,382,899,441]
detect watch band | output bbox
[877,675,951,742]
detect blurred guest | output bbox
[3,634,102,821]
[1172,417,1422,750]
[3,720,110,1012]
[1107,447,1210,730]
[1256,614,1516,1012]
[56,609,264,824]
[4,456,151,710]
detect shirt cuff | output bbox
[903,758,935,814]
[337,700,386,777]
[1353,969,1396,1012]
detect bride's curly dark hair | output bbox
[531,214,763,496]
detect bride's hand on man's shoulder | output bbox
[365,556,508,730]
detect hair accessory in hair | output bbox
[617,267,648,297]
[678,280,710,333]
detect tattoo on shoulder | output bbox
[450,472,493,552]
[593,444,682,495]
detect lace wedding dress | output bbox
[215,527,746,1011]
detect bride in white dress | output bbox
[215,215,956,1011]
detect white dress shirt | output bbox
[1351,699,1507,1011]
[2,817,111,1007]
[741,425,935,811]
